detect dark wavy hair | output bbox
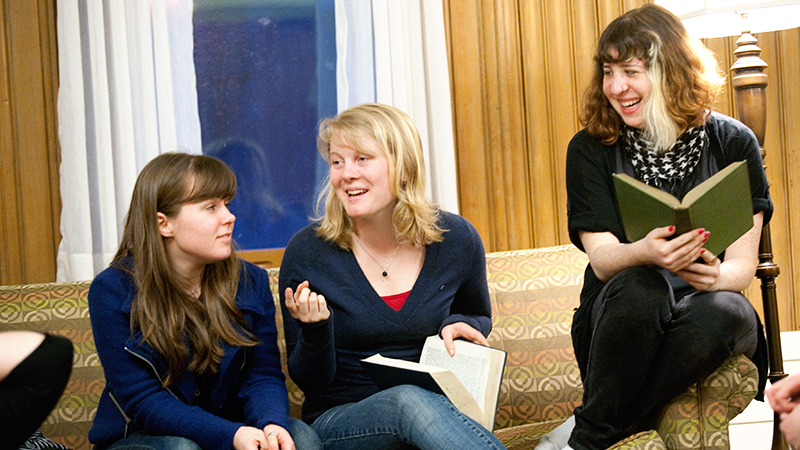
[580,3,725,147]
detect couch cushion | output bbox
[0,281,100,450]
[485,245,588,430]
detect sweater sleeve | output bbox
[278,227,338,395]
[237,263,292,431]
[438,214,493,337]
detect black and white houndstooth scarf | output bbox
[621,124,706,192]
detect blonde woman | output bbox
[279,104,506,450]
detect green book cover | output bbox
[612,160,753,256]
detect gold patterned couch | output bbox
[0,244,758,450]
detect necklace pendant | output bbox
[382,271,388,277]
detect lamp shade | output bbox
[656,0,800,38]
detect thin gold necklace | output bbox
[353,234,400,277]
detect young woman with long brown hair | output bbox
[88,153,320,450]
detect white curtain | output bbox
[335,0,459,214]
[56,0,202,281]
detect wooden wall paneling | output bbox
[495,0,534,251]
[518,0,567,248]
[769,28,800,330]
[445,0,493,248]
[0,0,60,285]
[0,0,21,283]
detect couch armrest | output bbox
[654,354,758,450]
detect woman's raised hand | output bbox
[285,281,330,323]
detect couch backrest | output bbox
[484,244,587,429]
[0,243,589,448]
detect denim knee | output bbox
[290,417,322,450]
[381,385,445,422]
[104,432,202,450]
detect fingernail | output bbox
[669,226,675,232]
[701,249,706,254]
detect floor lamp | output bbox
[656,2,800,450]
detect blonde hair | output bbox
[581,4,725,148]
[315,103,444,249]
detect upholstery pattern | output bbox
[485,245,588,430]
[0,281,100,450]
[267,267,305,419]
[614,431,668,450]
[656,354,758,450]
[0,244,760,450]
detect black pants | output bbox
[570,266,759,450]
[0,333,73,450]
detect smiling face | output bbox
[159,198,235,274]
[602,50,651,130]
[328,131,396,226]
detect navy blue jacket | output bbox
[88,260,289,449]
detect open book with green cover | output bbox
[612,160,753,256]
[360,335,507,431]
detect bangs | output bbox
[182,157,237,204]
[326,124,380,159]
[597,26,654,65]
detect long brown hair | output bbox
[580,3,725,146]
[315,103,444,249]
[114,152,257,386]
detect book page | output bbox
[420,337,491,405]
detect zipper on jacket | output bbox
[108,392,132,439]
[124,346,178,398]
[114,346,181,436]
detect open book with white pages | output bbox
[361,335,507,430]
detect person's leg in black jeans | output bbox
[569,267,758,450]
[0,332,73,449]
[570,267,674,450]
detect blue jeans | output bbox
[101,417,321,450]
[310,385,506,450]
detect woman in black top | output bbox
[543,5,772,450]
